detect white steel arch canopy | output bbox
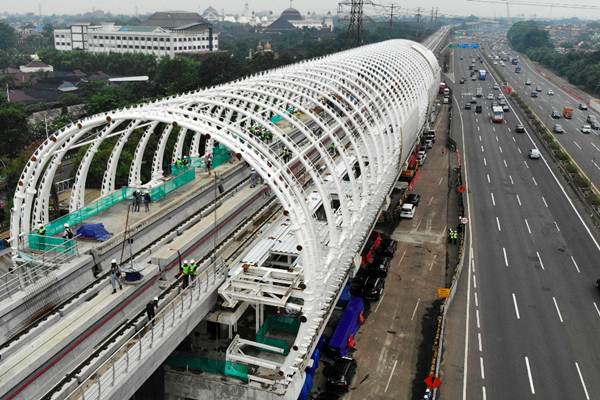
[10,38,439,374]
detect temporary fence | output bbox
[28,234,77,254]
[166,353,248,382]
[171,144,232,176]
[255,315,301,356]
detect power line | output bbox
[347,0,364,45]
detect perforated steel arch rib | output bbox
[12,39,439,371]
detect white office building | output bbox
[54,11,219,59]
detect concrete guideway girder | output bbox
[10,39,440,390]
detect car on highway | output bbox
[499,99,507,105]
[591,121,600,130]
[547,89,554,95]
[460,78,465,84]
[405,193,421,206]
[553,124,564,133]
[581,125,592,134]
[579,103,588,110]
[525,79,532,85]
[515,124,525,133]
[493,84,500,90]
[471,75,477,81]
[325,356,357,393]
[528,149,541,159]
[475,105,483,113]
[502,105,510,112]
[425,139,434,148]
[400,203,416,219]
[531,91,538,98]
[596,278,600,291]
[465,103,472,110]
[536,86,542,92]
[551,110,561,119]
[443,96,449,104]
[470,97,477,104]
[487,93,494,100]
[586,115,596,123]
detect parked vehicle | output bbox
[405,193,421,206]
[592,121,600,130]
[487,93,494,100]
[579,103,588,110]
[325,357,358,393]
[553,124,564,133]
[478,69,487,80]
[465,103,472,110]
[551,110,561,119]
[581,125,592,134]
[586,115,596,123]
[400,203,415,218]
[547,89,554,95]
[536,86,542,92]
[531,91,538,98]
[475,105,483,113]
[525,79,532,85]
[502,105,510,112]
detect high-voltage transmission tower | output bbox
[347,0,364,45]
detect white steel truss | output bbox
[10,39,440,385]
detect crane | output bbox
[466,0,600,24]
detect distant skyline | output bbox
[2,0,600,20]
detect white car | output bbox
[528,149,541,159]
[547,89,554,95]
[417,152,427,166]
[487,93,494,100]
[581,125,592,134]
[400,203,416,219]
[493,84,500,90]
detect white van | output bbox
[400,203,415,219]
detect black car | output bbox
[365,256,392,277]
[362,276,385,301]
[475,105,482,113]
[406,193,421,206]
[459,78,465,84]
[378,237,398,257]
[596,279,600,291]
[551,110,561,119]
[326,357,358,393]
[592,121,600,130]
[515,124,525,133]
[465,103,472,110]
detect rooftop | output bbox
[145,11,210,29]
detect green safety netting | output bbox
[28,234,77,254]
[255,315,301,356]
[33,167,197,253]
[270,107,296,124]
[171,144,232,176]
[166,353,248,382]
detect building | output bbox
[201,6,221,23]
[19,60,54,73]
[265,8,334,32]
[53,11,219,59]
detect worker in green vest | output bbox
[37,224,46,236]
[189,259,198,285]
[181,259,190,288]
[329,142,336,156]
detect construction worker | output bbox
[189,259,198,284]
[62,223,74,240]
[146,297,159,325]
[329,142,336,156]
[37,223,46,236]
[181,259,190,288]
[250,168,258,187]
[282,147,291,163]
[110,259,122,293]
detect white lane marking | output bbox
[508,127,512,132]
[486,173,490,183]
[512,293,521,319]
[476,309,481,329]
[509,175,514,185]
[592,142,600,152]
[517,147,522,154]
[536,251,545,270]
[503,159,508,168]
[490,192,495,206]
[571,256,581,273]
[483,157,487,166]
[374,292,386,313]
[512,136,516,142]
[477,332,482,352]
[499,145,503,153]
[573,141,582,150]
[492,126,496,132]
[525,356,536,394]
[428,196,434,206]
[503,247,509,267]
[532,176,538,186]
[552,296,564,323]
[477,125,481,131]
[592,160,600,171]
[473,274,477,289]
[554,221,560,232]
[384,359,399,393]
[481,145,484,152]
[482,386,487,400]
[495,135,499,142]
[496,216,501,231]
[410,298,421,321]
[516,194,522,206]
[523,160,529,169]
[480,357,485,380]
[575,362,591,400]
[438,177,443,186]
[398,248,407,265]
[525,218,532,235]
[594,302,600,318]
[479,135,482,141]
[474,291,479,307]
[542,196,548,207]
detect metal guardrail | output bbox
[64,262,227,400]
[0,236,79,301]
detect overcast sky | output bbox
[3,0,600,19]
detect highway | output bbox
[451,46,600,399]
[479,30,600,190]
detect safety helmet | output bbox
[64,223,69,228]
[190,259,195,263]
[183,259,189,264]
[111,259,117,264]
[154,297,159,302]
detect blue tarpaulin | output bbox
[327,296,364,357]
[77,223,112,241]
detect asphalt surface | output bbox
[450,46,600,400]
[481,40,600,190]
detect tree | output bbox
[0,23,17,50]
[0,99,30,157]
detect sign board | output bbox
[424,375,443,389]
[437,288,451,298]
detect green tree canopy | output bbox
[0,22,17,50]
